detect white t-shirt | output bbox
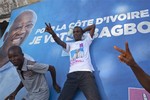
[65,33,94,73]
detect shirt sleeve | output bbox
[84,33,93,45]
[27,63,49,74]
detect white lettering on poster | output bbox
[29,9,150,45]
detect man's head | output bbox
[4,10,37,46]
[8,46,24,68]
[73,26,83,41]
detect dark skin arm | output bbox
[45,23,66,49]
[5,82,24,100]
[114,42,150,93]
[83,24,95,38]
[48,65,61,93]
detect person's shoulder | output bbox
[81,33,90,40]
[27,60,36,65]
[24,53,35,61]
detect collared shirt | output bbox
[0,54,34,100]
[17,59,49,100]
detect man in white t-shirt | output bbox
[45,23,101,100]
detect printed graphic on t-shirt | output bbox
[70,43,84,65]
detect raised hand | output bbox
[114,42,136,67]
[45,22,54,35]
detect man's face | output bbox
[73,27,83,41]
[8,49,24,68]
[6,11,36,46]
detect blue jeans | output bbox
[58,71,101,100]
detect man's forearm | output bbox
[83,24,95,33]
[49,66,57,84]
[83,24,95,38]
[131,64,150,93]
[14,82,24,95]
[48,31,66,48]
[51,33,62,44]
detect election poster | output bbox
[0,0,150,100]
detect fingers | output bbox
[45,23,51,27]
[114,42,133,64]
[118,55,127,63]
[120,53,126,57]
[56,86,61,93]
[125,42,129,52]
[57,87,61,93]
[5,96,15,100]
[125,42,132,55]
[45,23,49,32]
[5,95,10,100]
[114,46,125,54]
[54,84,61,93]
[45,22,48,26]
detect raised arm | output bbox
[5,82,24,100]
[114,42,150,93]
[48,65,61,93]
[45,23,66,49]
[83,24,95,38]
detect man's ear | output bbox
[3,32,8,42]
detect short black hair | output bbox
[74,26,83,33]
[74,26,84,34]
[8,46,23,54]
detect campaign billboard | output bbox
[0,0,150,100]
